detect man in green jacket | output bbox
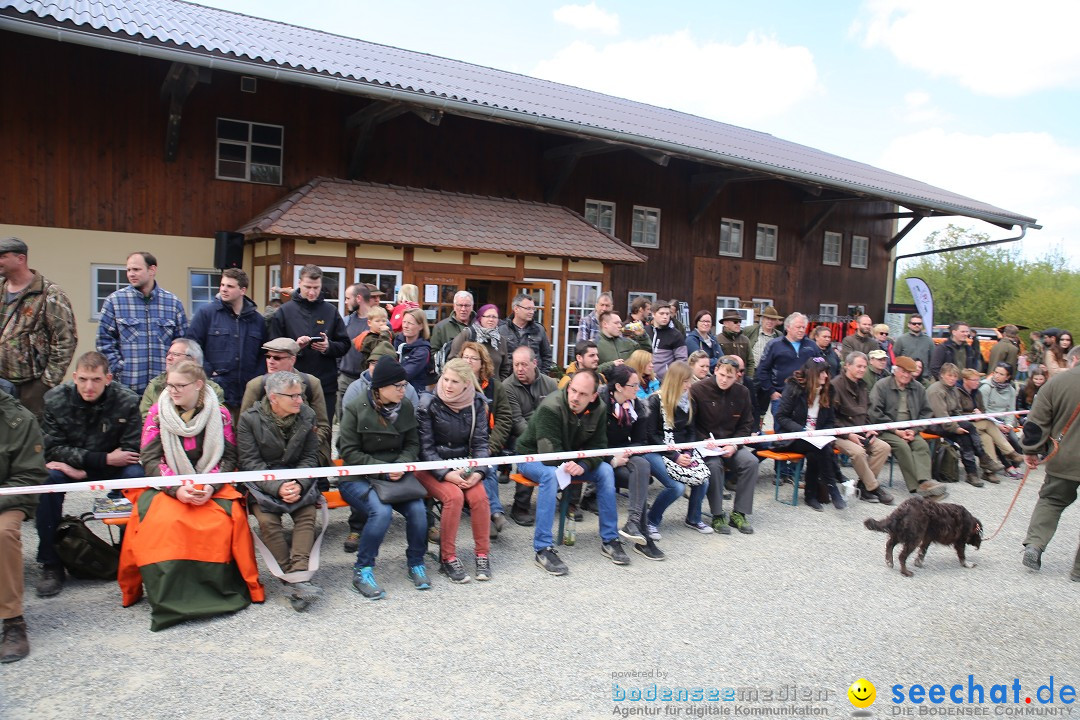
[595,311,636,376]
[517,370,629,575]
[0,392,48,663]
[1021,347,1080,581]
[429,291,475,352]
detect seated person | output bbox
[518,370,629,575]
[926,362,1004,487]
[977,363,1025,477]
[459,342,513,536]
[626,350,659,399]
[121,361,262,631]
[37,351,143,598]
[140,338,224,419]
[237,370,324,612]
[503,346,558,526]
[830,352,893,504]
[415,359,492,583]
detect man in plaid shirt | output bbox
[96,251,188,395]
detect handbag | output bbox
[661,408,710,486]
[368,472,427,504]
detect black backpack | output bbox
[54,513,120,580]
[931,440,961,484]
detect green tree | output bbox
[998,250,1080,332]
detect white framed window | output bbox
[294,266,346,317]
[355,269,402,302]
[584,199,616,236]
[627,291,656,315]
[216,118,284,185]
[823,231,842,266]
[851,235,869,269]
[268,265,281,301]
[189,269,223,315]
[90,264,127,321]
[565,280,602,366]
[719,218,743,257]
[755,224,778,261]
[819,303,839,321]
[751,298,773,316]
[630,206,660,248]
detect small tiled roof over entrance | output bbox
[237,178,647,264]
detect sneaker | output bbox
[343,532,360,554]
[965,472,985,488]
[684,520,714,534]
[475,555,492,581]
[351,566,385,600]
[35,565,64,598]
[1022,545,1042,572]
[619,521,646,544]
[728,512,754,534]
[439,557,471,584]
[710,514,732,535]
[601,539,631,565]
[873,487,895,505]
[1005,467,1023,479]
[408,564,432,590]
[0,618,29,663]
[645,523,662,541]
[633,543,666,561]
[288,581,323,602]
[535,546,568,576]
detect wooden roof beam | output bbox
[885,214,925,250]
[799,202,839,244]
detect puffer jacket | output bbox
[236,399,320,500]
[42,381,142,470]
[646,393,695,461]
[0,392,48,518]
[186,296,266,406]
[417,393,489,480]
[0,271,77,386]
[338,391,419,468]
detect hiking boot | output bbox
[439,557,471,584]
[408,564,432,590]
[981,457,1005,473]
[510,508,535,526]
[601,539,631,565]
[805,496,824,512]
[475,555,492,581]
[288,581,323,602]
[619,521,646,544]
[0,618,29,664]
[981,468,1001,484]
[1022,545,1042,571]
[684,520,714,534]
[645,523,662,541]
[351,566,386,600]
[710,514,732,535]
[535,547,568,576]
[728,512,754,534]
[633,542,666,561]
[965,472,985,488]
[36,565,65,598]
[873,487,894,505]
[343,532,360,554]
[916,480,947,498]
[491,513,508,533]
[857,485,880,503]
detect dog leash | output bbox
[984,400,1080,542]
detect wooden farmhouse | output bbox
[0,0,1038,366]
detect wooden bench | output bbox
[509,472,583,546]
[755,449,806,506]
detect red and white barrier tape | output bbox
[0,410,1027,496]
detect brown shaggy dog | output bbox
[864,496,983,577]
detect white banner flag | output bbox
[905,277,934,330]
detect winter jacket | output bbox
[140,403,237,481]
[830,372,872,428]
[0,271,77,387]
[930,338,981,379]
[0,392,47,519]
[516,387,608,470]
[595,333,637,375]
[430,313,475,354]
[755,336,823,395]
[645,322,688,381]
[841,332,879,358]
[342,369,421,419]
[775,380,836,435]
[499,318,554,376]
[96,283,189,395]
[605,393,649,450]
[987,339,1020,374]
[267,295,349,413]
[240,372,331,467]
[926,381,969,433]
[394,335,432,392]
[236,400,320,500]
[893,331,934,378]
[186,296,266,406]
[689,377,754,440]
[715,328,751,373]
[646,393,695,461]
[868,375,933,426]
[504,372,558,439]
[417,393,490,480]
[979,379,1019,427]
[480,378,513,455]
[338,392,419,467]
[42,381,141,471]
[140,372,225,419]
[1021,365,1080,480]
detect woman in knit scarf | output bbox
[415,359,493,583]
[451,303,510,378]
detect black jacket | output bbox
[416,393,490,481]
[499,318,554,376]
[775,380,836,434]
[647,393,696,460]
[268,295,350,410]
[42,381,142,471]
[930,338,982,379]
[605,392,649,450]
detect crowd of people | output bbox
[1,236,1078,664]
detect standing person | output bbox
[500,293,553,377]
[395,308,433,393]
[338,356,431,599]
[518,370,630,575]
[715,309,752,375]
[754,312,822,421]
[185,268,265,418]
[577,292,613,344]
[691,356,759,534]
[37,351,143,597]
[97,251,189,396]
[0,392,48,663]
[140,339,225,419]
[745,306,783,371]
[1041,328,1068,378]
[337,282,378,418]
[415,359,492,583]
[988,325,1021,372]
[841,315,879,357]
[388,284,420,333]
[893,314,934,382]
[430,290,475,352]
[450,303,511,380]
[623,296,653,351]
[595,311,637,375]
[1020,347,1080,581]
[1060,332,1074,353]
[267,265,350,419]
[811,325,842,377]
[643,301,687,382]
[1026,330,1045,374]
[685,310,723,370]
[503,346,558,526]
[831,352,894,504]
[0,237,77,419]
[930,322,980,379]
[1017,369,1047,413]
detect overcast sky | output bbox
[201,0,1080,266]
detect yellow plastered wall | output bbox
[0,224,216,372]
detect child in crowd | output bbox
[353,306,393,369]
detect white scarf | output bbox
[156,385,225,475]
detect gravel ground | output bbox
[1,463,1078,720]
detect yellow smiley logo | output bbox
[848,678,876,708]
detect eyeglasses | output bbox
[462,355,482,363]
[165,381,195,392]
[517,305,536,312]
[877,332,889,336]
[623,382,641,389]
[266,354,292,362]
[391,381,409,390]
[272,392,304,401]
[166,351,192,360]
[481,314,499,320]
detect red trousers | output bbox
[416,470,490,560]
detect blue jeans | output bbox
[643,453,708,526]
[36,464,145,566]
[339,478,428,568]
[480,465,505,515]
[519,460,618,551]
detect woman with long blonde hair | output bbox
[626,349,658,399]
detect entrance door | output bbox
[510,280,558,358]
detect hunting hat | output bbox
[262,337,300,356]
[760,305,783,320]
[893,356,918,373]
[868,349,888,360]
[721,309,743,323]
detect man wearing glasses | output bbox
[501,293,553,377]
[139,339,224,419]
[430,290,476,354]
[893,314,933,381]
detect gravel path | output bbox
[2,464,1077,719]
